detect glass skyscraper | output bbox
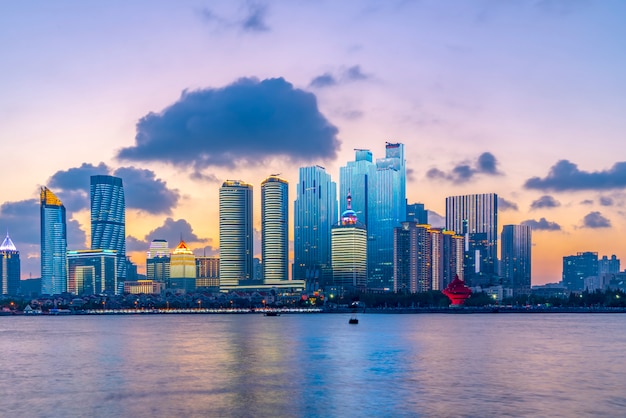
[262,175,289,281]
[293,166,337,285]
[0,232,20,295]
[90,175,126,280]
[445,193,498,285]
[40,187,67,295]
[501,224,532,295]
[67,249,117,295]
[219,180,253,288]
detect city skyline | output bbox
[1,1,626,285]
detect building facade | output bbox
[501,224,532,295]
[40,187,67,295]
[599,255,620,275]
[563,252,598,291]
[196,256,219,288]
[261,175,289,281]
[67,249,118,295]
[331,193,367,290]
[146,239,170,282]
[169,240,196,292]
[219,180,253,288]
[0,233,20,295]
[91,175,126,280]
[293,166,337,286]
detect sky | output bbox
[1,0,625,285]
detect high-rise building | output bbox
[146,239,170,282]
[261,175,289,281]
[339,143,406,290]
[599,255,620,275]
[196,256,219,288]
[446,193,498,286]
[501,224,532,295]
[0,232,20,295]
[393,222,431,293]
[91,175,126,280]
[406,203,428,224]
[331,193,367,290]
[40,187,67,295]
[563,252,598,291]
[169,240,196,292]
[67,249,118,295]
[293,166,337,286]
[219,180,253,288]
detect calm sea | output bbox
[1,313,625,417]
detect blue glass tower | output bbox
[91,175,126,280]
[501,224,532,295]
[40,187,67,295]
[293,166,337,285]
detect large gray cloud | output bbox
[582,211,611,228]
[530,195,561,210]
[521,218,562,231]
[117,77,340,170]
[47,163,179,214]
[426,152,502,183]
[525,160,626,191]
[498,197,518,211]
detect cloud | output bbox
[47,163,179,214]
[127,218,213,254]
[426,152,502,183]
[498,197,518,211]
[582,211,611,228]
[521,218,562,231]
[530,195,561,210]
[406,167,416,183]
[580,199,593,205]
[242,3,269,32]
[190,170,221,183]
[113,167,180,214]
[427,210,445,228]
[309,65,370,88]
[525,160,626,191]
[599,196,614,206]
[117,77,340,170]
[199,2,270,33]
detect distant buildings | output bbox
[261,175,289,281]
[0,233,20,295]
[406,203,427,224]
[331,193,367,290]
[562,252,598,291]
[599,255,620,275]
[146,239,170,282]
[219,180,253,288]
[40,187,67,295]
[293,166,337,286]
[196,256,219,288]
[67,249,117,295]
[91,175,126,280]
[501,224,532,295]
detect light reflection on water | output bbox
[1,314,625,417]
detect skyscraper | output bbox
[563,252,598,291]
[331,193,367,290]
[91,175,126,280]
[501,224,532,295]
[146,239,170,282]
[67,249,117,295]
[196,256,219,288]
[406,203,428,224]
[446,193,498,286]
[293,166,337,286]
[40,187,67,295]
[0,232,20,295]
[169,240,196,292]
[219,180,253,288]
[393,222,431,293]
[261,175,289,281]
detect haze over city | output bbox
[1,1,625,285]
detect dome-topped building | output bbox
[0,231,20,295]
[340,192,358,226]
[332,193,367,290]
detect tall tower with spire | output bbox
[0,232,20,295]
[40,187,67,295]
[331,192,367,290]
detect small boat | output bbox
[264,311,281,317]
[349,317,359,324]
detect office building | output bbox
[331,193,367,290]
[40,187,67,295]
[446,193,498,286]
[599,255,620,275]
[563,252,598,291]
[196,256,219,288]
[293,166,337,286]
[169,240,196,292]
[146,239,170,282]
[406,203,428,224]
[501,224,532,295]
[91,175,126,280]
[0,232,20,295]
[219,180,253,288]
[67,249,118,295]
[262,175,289,280]
[394,222,431,293]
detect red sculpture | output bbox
[442,275,472,305]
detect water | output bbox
[1,313,625,417]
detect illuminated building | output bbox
[219,180,253,288]
[501,224,532,295]
[146,239,170,282]
[446,193,498,286]
[331,193,367,290]
[91,175,126,280]
[196,256,219,288]
[67,249,117,295]
[261,175,288,281]
[169,240,196,292]
[563,252,598,291]
[124,280,165,295]
[40,187,67,295]
[0,232,20,295]
[293,166,337,286]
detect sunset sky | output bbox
[2,0,625,285]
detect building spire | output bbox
[0,230,17,251]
